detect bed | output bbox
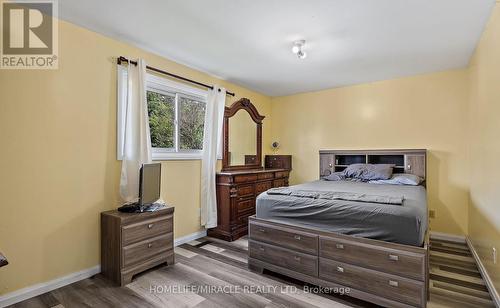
[256,180,427,246]
[248,149,429,308]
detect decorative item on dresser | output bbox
[265,155,292,170]
[207,98,291,241]
[101,207,174,286]
[0,252,8,267]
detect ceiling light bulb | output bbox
[292,40,306,59]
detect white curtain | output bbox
[201,86,226,228]
[119,59,152,202]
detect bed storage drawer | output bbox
[249,221,318,255]
[319,257,424,307]
[320,236,425,281]
[249,240,318,276]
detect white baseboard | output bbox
[0,229,207,307]
[466,236,500,307]
[174,229,207,247]
[429,231,466,243]
[0,265,100,308]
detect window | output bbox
[117,66,208,160]
[146,89,206,159]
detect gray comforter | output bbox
[256,180,428,246]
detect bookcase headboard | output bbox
[319,149,427,181]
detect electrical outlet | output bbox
[429,210,436,219]
[493,247,497,264]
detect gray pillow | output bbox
[323,171,345,181]
[369,173,423,186]
[343,164,395,180]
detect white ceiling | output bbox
[59,0,494,96]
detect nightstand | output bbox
[101,207,174,286]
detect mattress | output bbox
[256,180,428,246]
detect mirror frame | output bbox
[222,98,265,171]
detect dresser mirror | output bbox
[222,98,265,171]
[228,110,257,166]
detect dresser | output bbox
[101,207,174,286]
[207,169,290,241]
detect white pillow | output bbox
[369,173,423,186]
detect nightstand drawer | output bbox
[122,233,173,268]
[122,216,173,246]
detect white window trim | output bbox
[117,66,212,161]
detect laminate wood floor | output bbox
[9,237,494,308]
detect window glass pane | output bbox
[179,96,206,150]
[147,91,175,149]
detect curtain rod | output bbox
[117,56,235,97]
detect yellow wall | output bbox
[467,3,500,295]
[271,70,470,235]
[0,19,272,295]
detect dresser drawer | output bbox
[258,172,274,180]
[319,258,424,307]
[320,236,425,280]
[236,198,255,214]
[236,211,254,228]
[273,179,285,187]
[234,174,258,183]
[249,240,318,277]
[236,184,254,198]
[122,216,173,246]
[122,233,173,268]
[255,181,272,194]
[275,171,289,179]
[249,222,318,255]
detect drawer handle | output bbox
[389,280,399,287]
[294,235,301,240]
[148,243,153,248]
[148,224,154,229]
[259,246,265,251]
[388,254,399,261]
[336,244,344,249]
[336,266,344,273]
[294,256,301,261]
[259,228,265,233]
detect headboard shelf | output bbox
[319,149,427,182]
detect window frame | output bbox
[117,66,209,161]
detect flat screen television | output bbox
[118,163,163,213]
[139,163,161,206]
